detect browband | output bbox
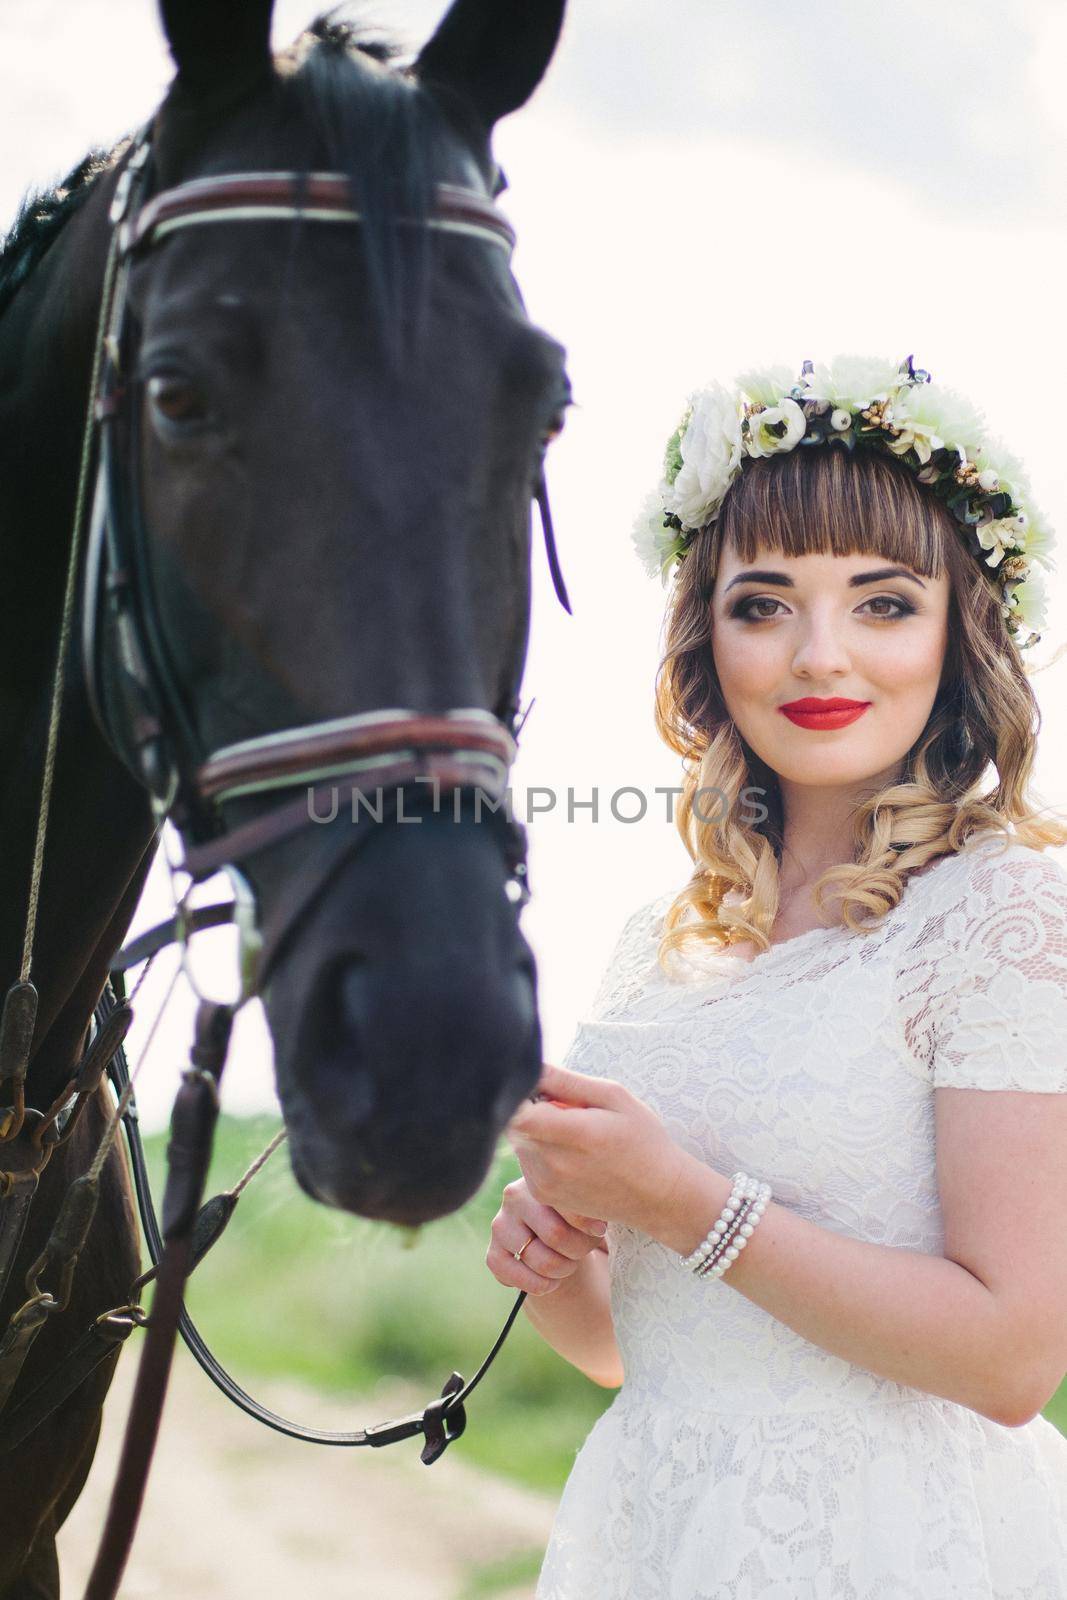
[125,173,517,257]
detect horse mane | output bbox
[0,143,126,321]
[0,7,441,331]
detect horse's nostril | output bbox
[339,960,368,1031]
[327,962,376,1123]
[512,955,537,1025]
[345,1068,376,1124]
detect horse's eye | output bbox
[146,373,209,426]
[541,409,567,448]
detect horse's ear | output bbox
[157,0,275,95]
[415,0,565,128]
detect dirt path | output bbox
[57,1345,560,1599]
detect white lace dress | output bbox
[534,834,1067,1599]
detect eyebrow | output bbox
[724,566,927,592]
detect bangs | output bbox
[717,442,948,581]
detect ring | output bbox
[514,1234,534,1262]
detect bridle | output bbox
[82,128,572,989]
[0,117,571,1600]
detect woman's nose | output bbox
[790,612,851,678]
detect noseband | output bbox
[82,128,572,991]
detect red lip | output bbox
[779,697,872,731]
[780,698,870,711]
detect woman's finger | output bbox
[484,1235,561,1295]
[558,1208,609,1237]
[487,1178,607,1295]
[503,1185,606,1261]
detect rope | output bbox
[227,1126,287,1199]
[86,958,181,1186]
[124,951,159,1007]
[19,224,125,984]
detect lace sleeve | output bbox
[928,844,1067,1091]
[585,893,671,1022]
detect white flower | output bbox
[969,435,1055,572]
[975,516,1028,568]
[1020,507,1057,572]
[745,396,806,458]
[974,435,1033,504]
[734,364,797,409]
[804,354,903,410]
[1005,564,1049,634]
[632,484,682,582]
[666,382,744,530]
[886,383,986,465]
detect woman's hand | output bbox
[505,1062,692,1237]
[486,1174,608,1296]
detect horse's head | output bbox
[88,0,570,1224]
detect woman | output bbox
[490,356,1067,1597]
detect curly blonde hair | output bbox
[653,443,1067,966]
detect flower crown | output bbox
[633,355,1056,652]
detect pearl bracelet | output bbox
[679,1170,749,1269]
[699,1182,770,1278]
[696,1187,757,1275]
[696,1176,761,1277]
[679,1170,772,1279]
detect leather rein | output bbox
[0,119,570,1600]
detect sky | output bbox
[3,0,1067,1130]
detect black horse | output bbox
[0,1,568,1591]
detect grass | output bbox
[453,1548,548,1600]
[1044,1385,1067,1435]
[137,1113,615,1495]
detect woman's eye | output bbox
[730,594,915,623]
[731,596,785,621]
[857,595,915,619]
[146,373,209,426]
